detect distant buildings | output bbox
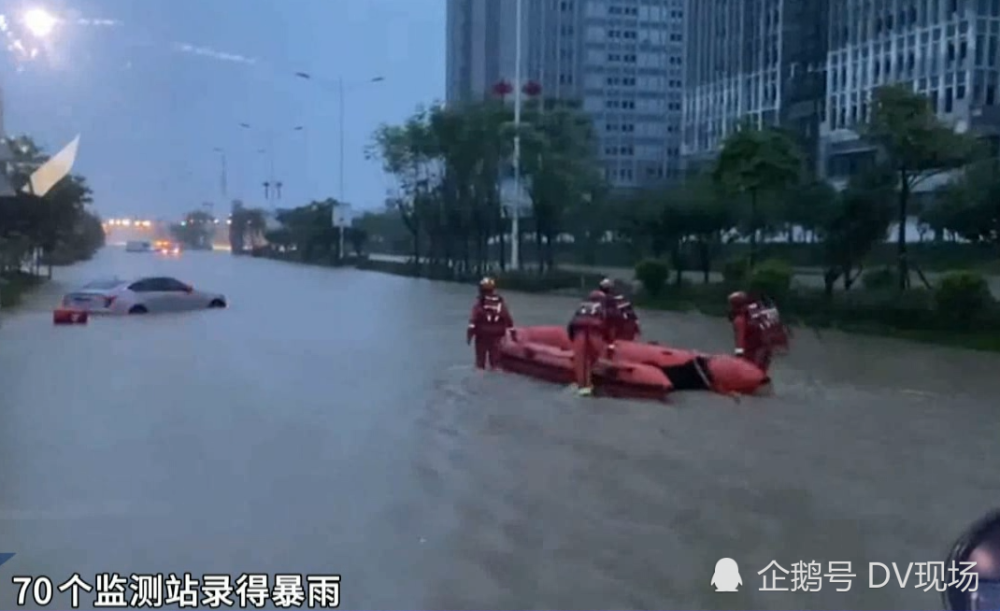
[682,0,829,174]
[819,0,1000,186]
[445,0,686,189]
[682,0,1000,186]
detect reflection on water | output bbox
[1,247,999,610]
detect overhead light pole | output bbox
[212,147,228,202]
[293,72,385,204]
[239,122,279,207]
[511,0,523,270]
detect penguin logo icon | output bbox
[711,558,742,592]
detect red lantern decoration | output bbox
[522,80,542,97]
[492,80,513,99]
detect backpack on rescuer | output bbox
[746,300,790,352]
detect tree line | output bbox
[0,135,105,278]
[223,199,368,262]
[359,84,999,295]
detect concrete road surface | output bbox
[1,247,998,610]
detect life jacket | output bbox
[477,294,508,330]
[746,302,789,350]
[568,300,608,339]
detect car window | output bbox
[128,279,157,292]
[159,278,190,291]
[83,279,123,289]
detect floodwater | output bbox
[1,247,998,610]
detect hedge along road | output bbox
[367,253,1000,296]
[0,246,998,610]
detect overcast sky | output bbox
[0,0,443,219]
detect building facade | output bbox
[820,0,1000,183]
[682,0,829,173]
[445,0,686,189]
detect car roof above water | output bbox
[81,278,129,290]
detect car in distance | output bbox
[61,277,227,315]
[125,240,152,252]
[153,240,181,255]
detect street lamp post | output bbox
[293,72,384,204]
[511,0,523,270]
[212,147,228,202]
[239,122,279,207]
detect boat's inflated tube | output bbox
[498,326,770,398]
[498,326,673,401]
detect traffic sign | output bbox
[500,176,531,215]
[332,204,352,228]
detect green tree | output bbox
[681,176,735,283]
[370,98,602,276]
[817,167,895,295]
[353,207,411,255]
[925,158,1000,251]
[171,210,215,249]
[0,136,101,276]
[563,185,612,266]
[371,109,441,267]
[518,100,602,271]
[712,125,803,267]
[863,84,976,290]
[782,180,837,243]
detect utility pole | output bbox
[338,77,345,203]
[511,0,523,270]
[213,147,227,201]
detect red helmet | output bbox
[479,277,496,294]
[598,278,614,293]
[728,291,750,310]
[588,290,605,302]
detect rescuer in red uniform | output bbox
[567,290,612,396]
[597,277,641,341]
[467,277,514,369]
[728,291,789,373]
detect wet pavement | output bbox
[1,247,999,610]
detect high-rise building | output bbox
[820,0,1000,183]
[682,0,829,173]
[445,0,686,188]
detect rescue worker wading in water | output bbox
[597,277,641,341]
[727,291,789,374]
[467,277,514,369]
[567,290,613,396]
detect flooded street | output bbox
[1,247,999,610]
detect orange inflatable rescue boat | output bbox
[497,326,769,398]
[497,326,673,401]
[610,338,770,395]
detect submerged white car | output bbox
[61,276,227,315]
[125,240,152,252]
